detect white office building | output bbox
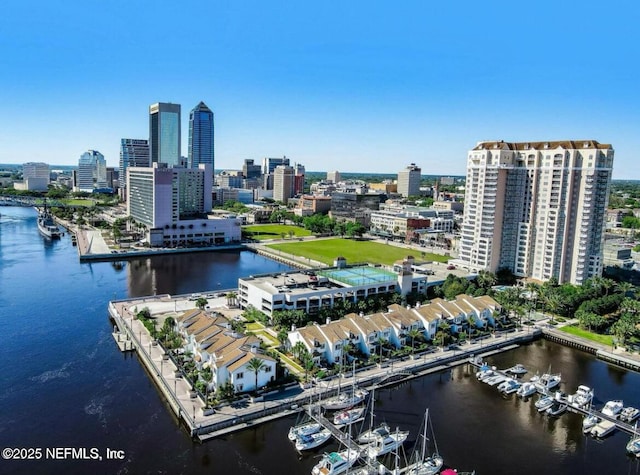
[126,163,241,247]
[76,150,107,192]
[456,140,614,285]
[21,162,50,191]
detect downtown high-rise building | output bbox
[456,140,614,285]
[119,139,149,189]
[149,102,181,167]
[76,150,107,192]
[22,162,50,191]
[397,163,421,197]
[188,101,214,171]
[273,165,295,204]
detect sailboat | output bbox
[404,409,444,475]
[322,360,369,410]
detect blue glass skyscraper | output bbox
[188,101,214,171]
[149,102,181,167]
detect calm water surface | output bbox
[1,206,640,475]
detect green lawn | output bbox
[243,224,312,240]
[559,325,614,346]
[61,198,95,207]
[267,238,449,266]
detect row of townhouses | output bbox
[176,309,276,394]
[287,295,501,366]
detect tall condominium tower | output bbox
[273,165,295,203]
[77,150,107,192]
[188,101,214,170]
[119,139,149,189]
[149,102,181,167]
[397,163,421,197]
[457,140,614,285]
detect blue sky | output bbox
[0,0,637,178]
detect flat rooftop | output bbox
[317,266,397,287]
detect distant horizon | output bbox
[0,1,637,179]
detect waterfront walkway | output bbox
[108,296,541,440]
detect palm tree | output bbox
[407,328,422,354]
[247,357,267,393]
[226,291,238,308]
[195,297,208,310]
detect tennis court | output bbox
[318,266,397,286]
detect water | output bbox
[1,206,640,475]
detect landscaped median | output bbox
[266,238,450,266]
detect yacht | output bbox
[505,364,528,376]
[333,407,366,427]
[602,400,624,418]
[535,395,554,412]
[546,402,567,417]
[516,382,537,398]
[323,389,369,410]
[582,414,600,433]
[534,373,561,393]
[365,428,410,459]
[311,449,360,475]
[404,409,444,475]
[498,378,521,395]
[295,428,332,451]
[591,420,616,438]
[485,374,507,387]
[627,434,640,457]
[289,421,321,441]
[570,385,594,408]
[620,407,640,423]
[357,423,391,444]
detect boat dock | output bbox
[470,358,639,438]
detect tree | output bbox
[195,297,208,310]
[247,357,267,392]
[407,328,422,354]
[226,291,238,308]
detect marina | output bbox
[4,205,640,474]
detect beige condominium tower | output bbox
[456,140,614,285]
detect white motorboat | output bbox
[498,378,521,394]
[357,423,391,444]
[505,364,528,376]
[476,368,496,381]
[295,428,332,451]
[602,400,624,418]
[311,449,360,475]
[333,407,366,426]
[620,407,640,423]
[404,409,444,475]
[570,385,594,408]
[627,437,640,457]
[582,414,600,433]
[546,403,567,417]
[535,373,561,393]
[591,420,616,438]
[535,395,554,412]
[486,374,507,387]
[289,421,321,441]
[365,429,410,459]
[516,382,537,398]
[322,388,369,410]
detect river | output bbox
[1,206,640,475]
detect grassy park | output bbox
[267,238,450,266]
[559,325,614,347]
[243,224,312,241]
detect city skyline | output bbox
[0,1,637,178]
